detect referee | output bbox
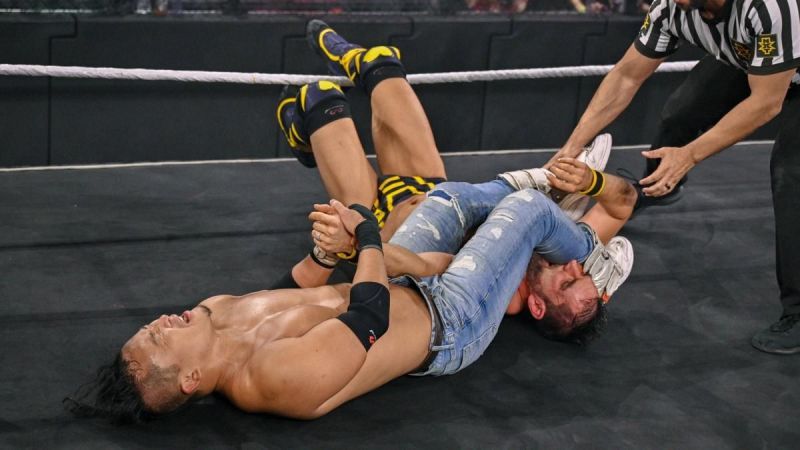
[548,0,800,354]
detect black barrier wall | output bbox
[0,15,777,166]
[0,16,74,166]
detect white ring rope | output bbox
[0,61,698,85]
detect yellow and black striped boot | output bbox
[306,19,406,95]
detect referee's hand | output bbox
[640,146,696,196]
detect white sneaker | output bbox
[581,133,613,171]
[496,133,613,220]
[497,166,552,194]
[583,235,634,303]
[558,133,613,221]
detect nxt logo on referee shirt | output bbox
[756,34,778,58]
[640,15,651,36]
[732,41,753,62]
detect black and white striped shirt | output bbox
[637,0,800,80]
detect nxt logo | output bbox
[732,40,753,62]
[640,15,651,36]
[756,34,778,58]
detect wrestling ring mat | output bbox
[1,141,798,448]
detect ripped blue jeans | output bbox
[390,180,595,376]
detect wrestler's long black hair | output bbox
[63,353,153,424]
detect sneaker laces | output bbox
[771,314,800,332]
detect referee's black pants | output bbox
[650,55,800,317]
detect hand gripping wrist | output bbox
[578,169,606,197]
[310,245,339,268]
[349,204,382,252]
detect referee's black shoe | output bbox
[752,314,800,354]
[616,169,686,215]
[633,177,686,213]
[636,157,688,211]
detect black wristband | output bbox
[350,204,382,252]
[585,170,605,197]
[355,221,382,252]
[349,203,378,225]
[579,169,607,197]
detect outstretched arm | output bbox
[549,45,663,167]
[548,158,637,243]
[639,69,796,196]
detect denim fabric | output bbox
[390,181,595,376]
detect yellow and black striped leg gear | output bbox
[355,46,406,95]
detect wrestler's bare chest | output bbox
[198,285,350,341]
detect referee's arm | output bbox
[640,68,796,196]
[549,44,665,168]
[677,69,793,161]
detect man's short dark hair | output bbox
[535,299,608,346]
[64,354,152,424]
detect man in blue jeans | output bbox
[272,19,612,289]
[68,168,636,423]
[332,179,633,378]
[67,22,636,423]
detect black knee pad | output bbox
[337,281,389,351]
[298,81,352,137]
[357,46,406,95]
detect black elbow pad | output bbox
[337,281,390,351]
